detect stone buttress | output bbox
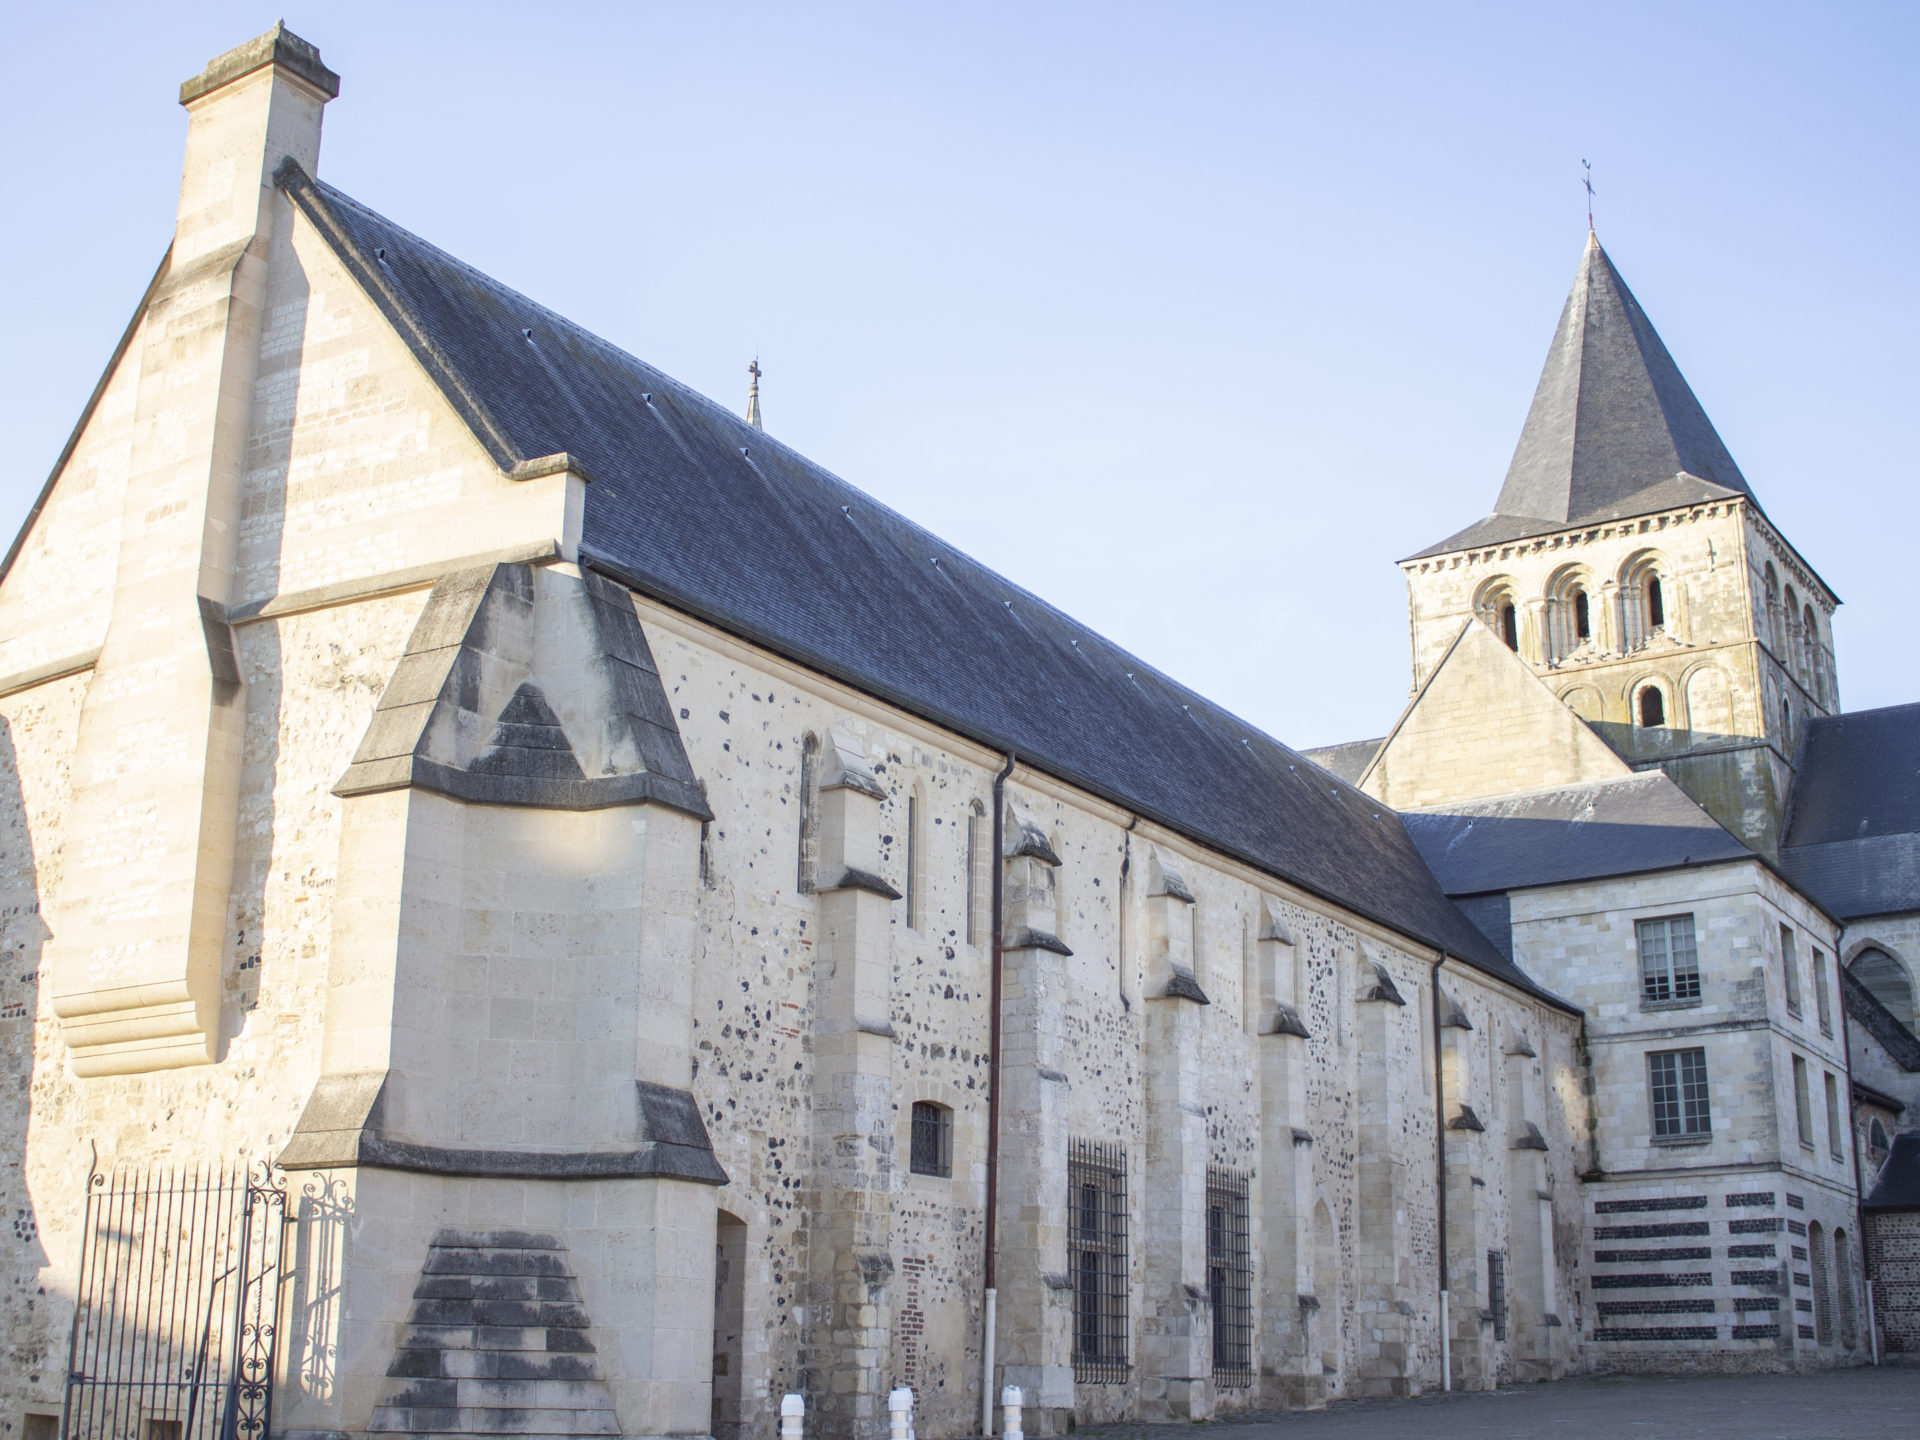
[274,560,725,1439]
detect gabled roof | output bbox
[1410,235,1756,560]
[276,165,1565,1006]
[1400,772,1752,898]
[1780,701,1920,919]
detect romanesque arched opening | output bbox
[1850,947,1917,1033]
[1637,685,1666,728]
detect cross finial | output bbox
[1582,159,1596,234]
[746,357,763,431]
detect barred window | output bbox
[1649,1048,1711,1138]
[1069,1139,1129,1383]
[910,1101,951,1178]
[1206,1169,1252,1387]
[1637,915,1700,1003]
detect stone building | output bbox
[0,26,1912,1440]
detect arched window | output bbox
[1763,562,1781,650]
[1783,586,1802,680]
[1808,1220,1832,1345]
[1574,589,1590,641]
[1476,578,1521,653]
[1850,947,1917,1032]
[1544,567,1598,662]
[1870,1118,1891,1166]
[1835,1228,1857,1349]
[1802,605,1820,695]
[1619,552,1674,649]
[910,1101,953,1177]
[1638,686,1666,728]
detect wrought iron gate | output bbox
[61,1158,289,1440]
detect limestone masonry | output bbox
[3,25,1918,1440]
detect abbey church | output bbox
[4,27,1919,1440]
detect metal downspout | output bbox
[1838,974,1881,1363]
[1433,956,1451,1390]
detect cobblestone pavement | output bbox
[1077,1367,1920,1439]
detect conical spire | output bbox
[1412,237,1755,558]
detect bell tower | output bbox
[1399,234,1837,854]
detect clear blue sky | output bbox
[5,3,1914,749]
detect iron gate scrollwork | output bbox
[61,1154,290,1440]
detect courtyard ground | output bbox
[1079,1366,1920,1440]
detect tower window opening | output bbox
[1573,589,1590,641]
[1500,603,1518,651]
[1638,686,1665,728]
[1646,576,1665,629]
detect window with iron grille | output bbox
[1487,1250,1508,1341]
[910,1101,951,1178]
[1637,915,1699,1003]
[1649,1048,1711,1138]
[1069,1138,1129,1383]
[1206,1168,1253,1387]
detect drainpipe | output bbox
[1432,956,1451,1391]
[1837,973,1880,1364]
[981,752,1016,1437]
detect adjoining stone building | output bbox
[0,27,1588,1440]
[0,26,1911,1440]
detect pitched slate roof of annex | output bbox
[1400,772,1752,898]
[279,165,1562,1005]
[1410,235,1756,561]
[1864,1130,1920,1213]
[1780,701,1920,920]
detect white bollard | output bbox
[781,1393,805,1440]
[889,1387,914,1440]
[1001,1385,1024,1440]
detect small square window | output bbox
[1637,915,1700,1004]
[909,1101,951,1178]
[1649,1048,1711,1138]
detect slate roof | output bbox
[1780,702,1920,920]
[1863,1130,1920,1213]
[277,165,1563,1006]
[1400,772,1752,897]
[1410,236,1757,561]
[1301,738,1384,786]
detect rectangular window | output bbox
[1780,924,1802,1015]
[905,795,920,930]
[1206,1169,1253,1387]
[1813,950,1833,1036]
[1793,1056,1813,1147]
[910,1101,952,1178]
[1069,1139,1129,1383]
[1637,915,1700,1004]
[965,807,987,947]
[1825,1073,1843,1161]
[1487,1250,1508,1342]
[1649,1048,1712,1138]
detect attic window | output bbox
[1638,686,1665,728]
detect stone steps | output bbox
[368,1230,621,1438]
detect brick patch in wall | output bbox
[1788,1220,1808,1236]
[1794,1272,1811,1288]
[1725,1192,1776,1207]
[1733,1324,1781,1339]
[1595,1196,1708,1214]
[1597,1299,1716,1316]
[1787,1193,1806,1210]
[1595,1326,1719,1341]
[1798,1324,1816,1339]
[1728,1244,1777,1259]
[1796,1299,1813,1313]
[1792,1245,1808,1261]
[1595,1247,1711,1263]
[1592,1272,1713,1289]
[1730,1270,1783,1287]
[1733,1297,1779,1312]
[1594,1222,1709,1239]
[1730,1218,1782,1234]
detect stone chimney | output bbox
[47,27,337,1075]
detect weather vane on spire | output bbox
[1582,159,1596,234]
[746,357,763,431]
